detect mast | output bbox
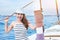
[40,0,44,32]
[40,0,42,12]
[55,0,59,21]
[34,0,44,33]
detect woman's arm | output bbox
[5,22,14,33]
[28,22,36,30]
[5,17,14,33]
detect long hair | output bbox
[21,13,29,29]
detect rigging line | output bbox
[21,1,33,9]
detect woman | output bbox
[4,13,36,40]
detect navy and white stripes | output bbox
[13,24,28,40]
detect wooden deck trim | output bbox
[45,35,60,37]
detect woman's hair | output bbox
[17,13,29,29]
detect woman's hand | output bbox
[28,22,36,30]
[4,17,9,23]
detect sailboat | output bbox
[0,0,60,40]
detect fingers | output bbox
[4,16,9,22]
[4,16,9,20]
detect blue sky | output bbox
[0,0,60,15]
[0,0,33,15]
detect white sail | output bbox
[33,0,40,10]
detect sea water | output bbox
[0,15,58,40]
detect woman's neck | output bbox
[17,19,22,23]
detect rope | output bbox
[21,1,33,9]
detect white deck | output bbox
[28,25,60,40]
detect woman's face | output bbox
[16,13,23,20]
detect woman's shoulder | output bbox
[10,21,17,27]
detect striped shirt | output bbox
[13,23,28,40]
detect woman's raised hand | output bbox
[4,16,9,23]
